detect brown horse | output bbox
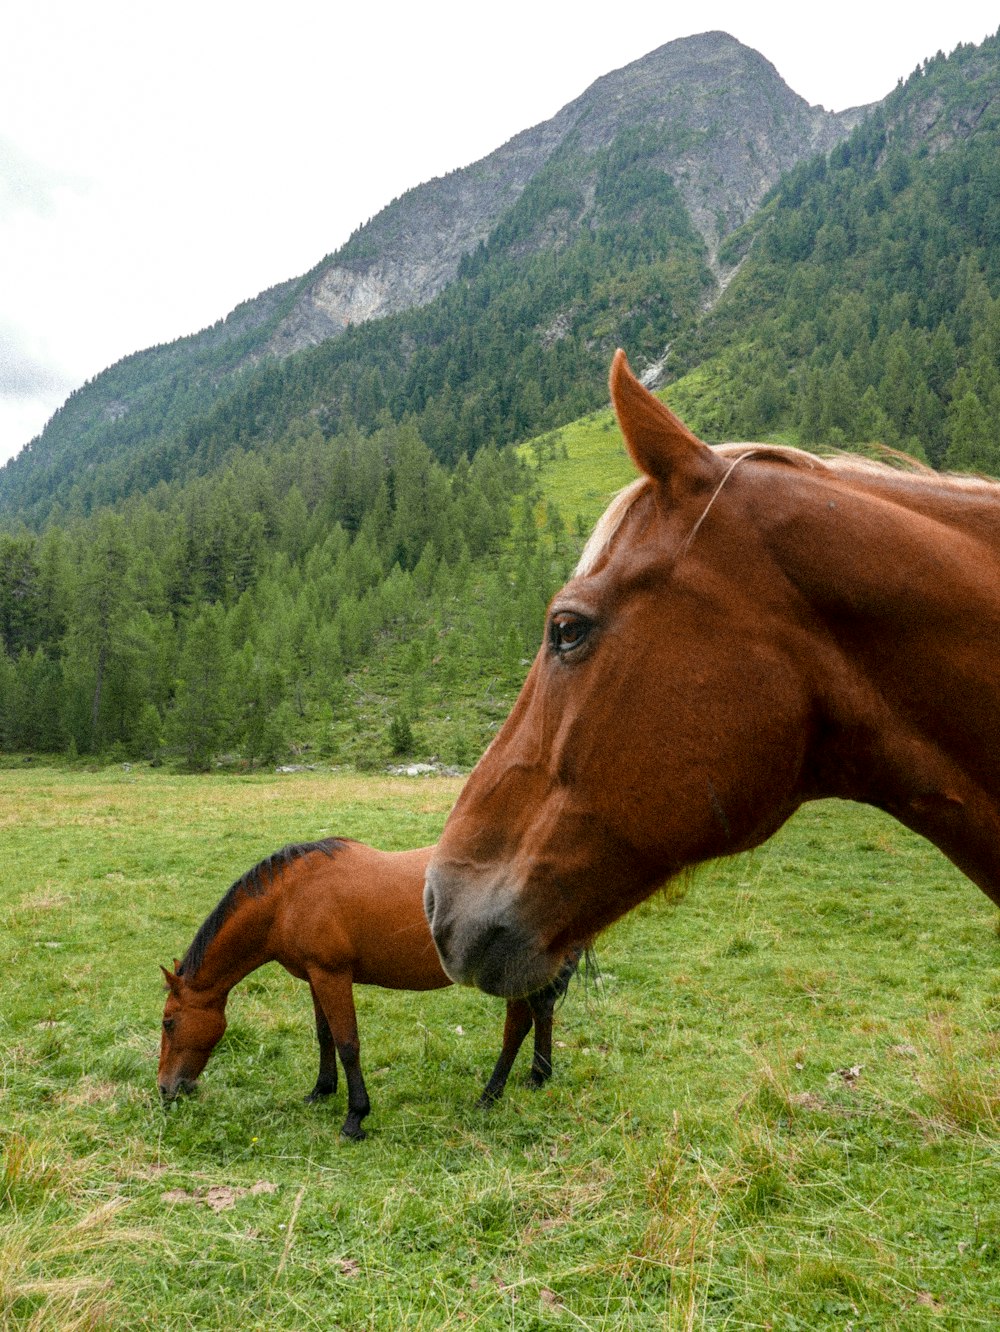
[158,839,578,1138]
[425,349,1000,998]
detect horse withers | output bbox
[158,840,578,1139]
[425,349,1000,998]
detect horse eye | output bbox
[162,1018,175,1033]
[549,611,592,656]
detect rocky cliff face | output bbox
[261,32,868,359]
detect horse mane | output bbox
[178,838,345,981]
[575,441,1000,577]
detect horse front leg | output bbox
[307,967,371,1140]
[526,993,555,1088]
[527,948,581,1088]
[304,982,338,1102]
[477,999,533,1108]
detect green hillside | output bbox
[520,410,637,530]
[668,32,1000,470]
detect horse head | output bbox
[157,962,228,1099]
[425,351,820,996]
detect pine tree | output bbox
[67,513,138,752]
[944,390,1000,473]
[170,605,233,770]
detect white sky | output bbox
[1,1,997,468]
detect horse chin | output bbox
[424,865,558,997]
[471,936,560,1000]
[158,1076,199,1101]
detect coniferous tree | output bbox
[64,512,139,752]
[170,605,233,770]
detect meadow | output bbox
[3,763,1000,1330]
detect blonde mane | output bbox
[574,442,999,580]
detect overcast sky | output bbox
[1,1,998,468]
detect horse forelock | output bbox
[574,478,652,577]
[178,838,345,981]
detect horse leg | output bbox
[476,999,533,1108]
[527,993,555,1089]
[527,948,581,1089]
[307,968,371,1140]
[304,982,338,1102]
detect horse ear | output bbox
[610,350,721,490]
[161,964,181,994]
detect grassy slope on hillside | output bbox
[523,412,638,534]
[3,766,1000,1328]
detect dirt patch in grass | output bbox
[161,1180,278,1212]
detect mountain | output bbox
[6,27,1000,769]
[266,30,864,352]
[664,29,1000,471]
[0,31,864,523]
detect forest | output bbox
[0,423,575,768]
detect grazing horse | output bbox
[425,349,1000,998]
[158,839,579,1138]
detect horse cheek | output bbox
[587,627,804,865]
[157,1030,170,1083]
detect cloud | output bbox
[0,394,65,465]
[0,136,83,220]
[0,325,75,398]
[0,316,78,462]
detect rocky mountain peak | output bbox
[261,31,868,360]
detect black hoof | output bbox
[304,1087,334,1103]
[340,1121,367,1141]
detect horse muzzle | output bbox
[158,1076,198,1101]
[423,865,557,998]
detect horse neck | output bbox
[754,461,1000,614]
[183,891,277,1007]
[833,462,1000,544]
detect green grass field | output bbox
[3,764,1000,1329]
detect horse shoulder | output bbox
[272,863,357,974]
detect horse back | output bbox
[271,841,448,990]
